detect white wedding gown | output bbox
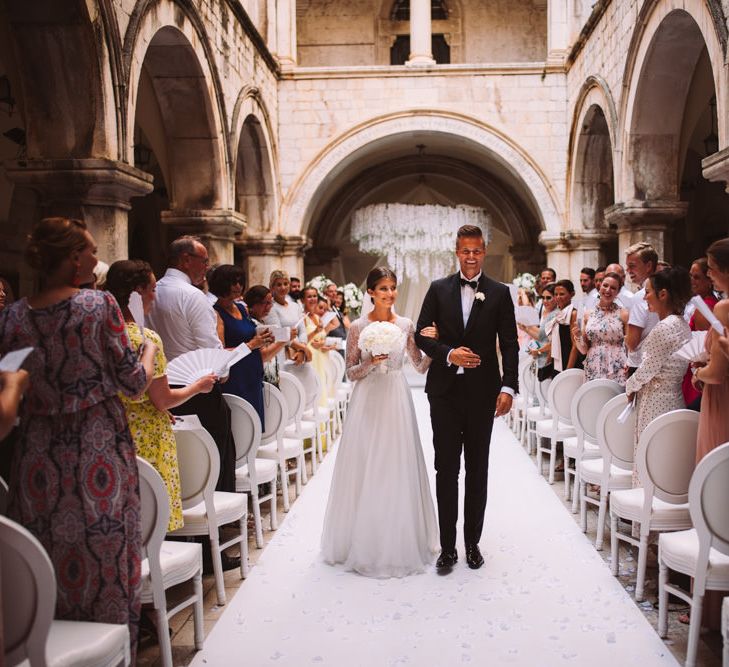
[321,315,439,578]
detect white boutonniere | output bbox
[475,292,485,302]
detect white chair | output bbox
[566,379,623,510]
[658,441,729,667]
[515,358,537,448]
[302,372,331,462]
[535,369,584,484]
[609,409,699,602]
[0,515,130,667]
[257,382,306,512]
[278,370,322,475]
[138,457,204,667]
[329,350,351,420]
[224,393,278,548]
[323,352,343,438]
[170,416,248,605]
[579,393,635,550]
[524,372,551,454]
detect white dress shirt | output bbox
[626,283,659,368]
[146,268,222,361]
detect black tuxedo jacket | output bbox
[415,272,519,399]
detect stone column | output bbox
[547,0,570,66]
[267,0,278,55]
[237,233,309,287]
[605,200,688,263]
[509,242,545,277]
[4,158,153,264]
[539,232,573,279]
[702,147,729,193]
[275,0,297,70]
[406,0,435,67]
[161,209,247,266]
[566,230,615,277]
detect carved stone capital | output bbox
[161,209,247,242]
[604,200,688,231]
[702,147,729,193]
[238,233,310,257]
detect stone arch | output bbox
[567,77,617,233]
[123,0,229,209]
[619,0,726,203]
[230,87,279,234]
[282,111,562,241]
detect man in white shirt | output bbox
[624,243,659,374]
[605,262,634,309]
[580,266,599,311]
[147,236,237,497]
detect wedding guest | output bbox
[579,267,597,297]
[682,258,718,408]
[573,272,628,384]
[0,277,14,313]
[0,369,28,440]
[605,262,634,309]
[0,217,155,656]
[625,242,659,375]
[333,290,352,330]
[268,270,311,366]
[303,287,338,407]
[324,281,347,353]
[625,267,692,485]
[289,276,303,302]
[537,267,557,316]
[146,236,237,494]
[594,266,607,292]
[210,265,273,424]
[106,259,216,531]
[545,279,578,375]
[525,283,558,380]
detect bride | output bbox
[321,267,439,577]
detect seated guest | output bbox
[0,369,28,441]
[625,267,692,485]
[106,259,216,531]
[210,265,273,424]
[0,217,155,657]
[573,271,628,385]
[682,258,718,409]
[545,279,578,376]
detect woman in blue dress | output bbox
[210,265,273,423]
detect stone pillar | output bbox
[509,242,545,277]
[275,0,297,70]
[539,232,573,280]
[547,0,570,66]
[161,209,247,266]
[4,158,153,264]
[406,0,435,67]
[267,0,278,54]
[605,201,688,264]
[702,147,729,193]
[566,230,615,278]
[237,233,309,287]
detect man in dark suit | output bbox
[415,225,519,571]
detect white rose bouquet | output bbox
[358,321,404,372]
[512,272,537,292]
[306,274,330,296]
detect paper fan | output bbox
[516,305,540,326]
[673,331,708,363]
[166,348,232,386]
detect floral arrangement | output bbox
[512,272,537,293]
[342,282,363,316]
[358,321,404,357]
[306,274,331,296]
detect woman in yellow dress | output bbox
[106,260,216,530]
[302,286,339,408]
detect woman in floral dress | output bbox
[573,271,628,385]
[0,218,156,656]
[106,260,216,531]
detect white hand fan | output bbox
[516,306,540,326]
[216,342,251,376]
[673,331,708,363]
[691,296,724,335]
[321,310,337,327]
[128,292,145,344]
[166,348,233,386]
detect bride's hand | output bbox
[420,322,439,340]
[371,354,388,364]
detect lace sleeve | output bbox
[625,318,675,395]
[345,321,375,381]
[406,321,431,374]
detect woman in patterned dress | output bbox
[572,272,628,385]
[625,267,692,486]
[106,260,217,531]
[0,218,156,655]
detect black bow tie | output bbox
[460,278,478,290]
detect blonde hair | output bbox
[269,269,289,288]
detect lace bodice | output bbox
[345,315,431,381]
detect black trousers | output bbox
[170,385,235,492]
[428,378,497,551]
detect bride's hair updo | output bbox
[366,267,397,303]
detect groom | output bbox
[415,224,519,571]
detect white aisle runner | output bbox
[191,387,677,667]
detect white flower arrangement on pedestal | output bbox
[306,274,331,296]
[358,321,404,373]
[342,282,363,316]
[512,272,537,293]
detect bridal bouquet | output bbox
[358,321,404,358]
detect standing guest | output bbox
[303,287,338,407]
[594,266,607,292]
[268,270,311,365]
[210,265,273,425]
[537,267,557,316]
[0,217,156,655]
[146,236,237,494]
[682,258,719,408]
[657,260,672,271]
[0,369,28,440]
[333,290,352,330]
[545,279,578,375]
[605,262,633,309]
[106,259,217,531]
[573,272,628,385]
[625,243,659,375]
[522,283,558,380]
[625,267,692,485]
[324,282,348,354]
[580,267,598,311]
[201,265,218,305]
[289,276,303,302]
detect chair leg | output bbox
[580,481,588,533]
[571,468,581,514]
[251,487,264,549]
[536,437,543,475]
[610,512,619,576]
[210,534,226,605]
[155,605,173,667]
[240,515,249,579]
[280,461,290,512]
[635,529,649,602]
[310,435,318,474]
[658,553,669,637]
[595,491,608,551]
[564,462,572,500]
[299,452,308,486]
[686,591,705,667]
[193,566,204,650]
[294,456,302,496]
[548,437,557,485]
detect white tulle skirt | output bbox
[321,368,439,578]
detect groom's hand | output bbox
[449,347,481,368]
[494,392,513,418]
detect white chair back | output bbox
[637,409,699,504]
[223,393,263,466]
[323,353,338,395]
[570,379,623,443]
[0,515,56,667]
[304,371,322,412]
[518,359,537,405]
[595,394,636,470]
[535,376,550,412]
[278,371,305,426]
[330,351,346,382]
[173,425,219,511]
[547,368,584,423]
[262,382,288,445]
[688,440,729,558]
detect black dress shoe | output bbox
[465,544,484,569]
[435,549,458,570]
